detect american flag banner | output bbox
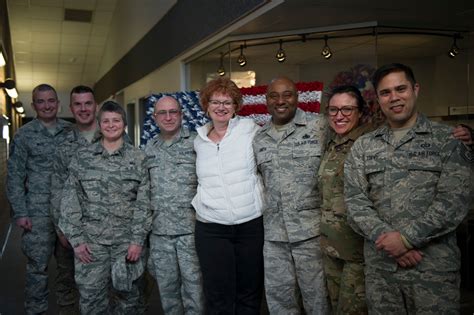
[140,81,323,147]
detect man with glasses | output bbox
[145,95,203,314]
[253,77,330,314]
[345,63,472,314]
[50,85,100,314]
[7,84,71,314]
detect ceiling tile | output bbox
[32,53,59,63]
[61,21,92,35]
[32,72,58,83]
[9,0,29,5]
[16,79,33,92]
[8,5,31,25]
[95,0,117,11]
[15,52,32,62]
[11,30,32,42]
[59,64,84,73]
[12,41,32,54]
[81,72,97,81]
[61,34,90,45]
[89,36,107,46]
[59,54,86,64]
[83,64,100,73]
[31,19,62,33]
[85,55,100,65]
[32,43,60,54]
[60,44,88,55]
[93,11,113,25]
[16,75,33,83]
[30,0,64,7]
[86,46,104,57]
[29,5,63,20]
[31,32,61,45]
[64,0,95,10]
[33,63,59,73]
[90,24,109,36]
[16,63,33,72]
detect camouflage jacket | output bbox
[58,141,151,248]
[7,118,72,219]
[253,109,327,243]
[144,128,197,235]
[345,113,472,272]
[318,123,373,261]
[50,126,101,232]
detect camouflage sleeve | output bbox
[344,139,394,242]
[315,114,329,155]
[130,156,152,246]
[399,140,472,248]
[6,133,29,219]
[58,156,86,248]
[50,148,69,232]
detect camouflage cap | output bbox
[111,257,145,292]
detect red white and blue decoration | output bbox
[140,81,323,146]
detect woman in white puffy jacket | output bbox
[192,77,264,315]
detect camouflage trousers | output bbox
[365,266,460,314]
[148,233,204,315]
[263,237,330,315]
[74,242,141,315]
[322,253,367,315]
[21,216,56,315]
[54,239,79,314]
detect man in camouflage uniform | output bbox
[50,85,100,314]
[253,77,330,314]
[145,95,203,314]
[58,101,151,314]
[345,63,473,314]
[6,84,71,314]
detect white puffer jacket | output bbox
[192,117,264,225]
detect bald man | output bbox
[253,77,330,314]
[144,96,204,314]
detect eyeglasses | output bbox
[327,106,358,117]
[208,100,235,107]
[154,109,181,117]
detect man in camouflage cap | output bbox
[253,77,330,314]
[344,63,473,314]
[145,95,203,314]
[7,83,71,314]
[50,85,100,314]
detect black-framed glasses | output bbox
[327,106,358,117]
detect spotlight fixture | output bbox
[237,44,247,67]
[448,35,460,58]
[217,53,225,76]
[321,35,332,60]
[275,39,286,63]
[0,78,19,99]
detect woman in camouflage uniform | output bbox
[59,101,151,314]
[318,85,372,315]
